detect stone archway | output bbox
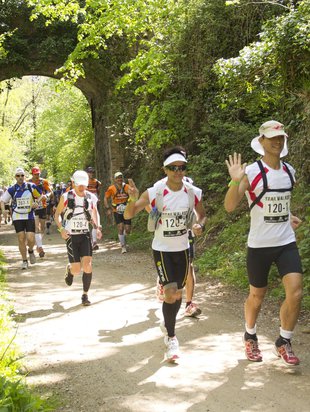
[0,0,126,195]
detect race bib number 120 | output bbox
[264,193,290,223]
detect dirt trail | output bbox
[0,223,310,412]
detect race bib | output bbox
[70,215,89,231]
[16,197,31,209]
[263,192,290,223]
[161,210,188,237]
[116,203,126,214]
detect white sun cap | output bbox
[15,167,25,175]
[163,153,187,166]
[251,120,288,157]
[72,170,89,186]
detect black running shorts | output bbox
[66,233,92,263]
[13,219,35,233]
[113,212,131,225]
[247,242,303,288]
[153,249,190,290]
[35,208,47,219]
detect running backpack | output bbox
[63,190,92,222]
[147,181,196,232]
[249,160,294,210]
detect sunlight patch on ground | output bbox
[26,373,67,386]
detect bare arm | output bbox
[54,195,69,240]
[92,203,102,240]
[192,199,206,236]
[224,152,250,212]
[124,179,150,219]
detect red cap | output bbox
[31,167,41,174]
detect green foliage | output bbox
[32,79,93,181]
[0,375,54,411]
[0,251,54,411]
[0,77,93,183]
[294,184,310,307]
[196,210,249,288]
[188,119,258,207]
[0,126,25,185]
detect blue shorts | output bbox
[247,242,303,288]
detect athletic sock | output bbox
[186,301,192,308]
[82,272,92,293]
[92,228,97,243]
[35,233,42,247]
[118,234,125,246]
[279,327,293,340]
[162,302,176,338]
[174,298,182,316]
[162,299,182,338]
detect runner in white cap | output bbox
[55,170,102,306]
[1,167,43,269]
[224,120,303,366]
[124,147,206,362]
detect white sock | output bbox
[280,328,293,340]
[118,234,125,246]
[92,228,97,243]
[35,233,42,247]
[245,323,257,335]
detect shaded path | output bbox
[1,224,309,412]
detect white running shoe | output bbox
[121,246,127,254]
[28,251,36,265]
[21,260,28,270]
[166,336,180,362]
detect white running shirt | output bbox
[147,183,202,252]
[63,190,97,235]
[245,160,296,248]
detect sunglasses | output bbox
[15,174,24,177]
[165,165,187,172]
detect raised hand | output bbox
[127,178,139,201]
[225,152,247,182]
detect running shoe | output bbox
[21,260,28,270]
[244,338,263,362]
[184,302,202,317]
[81,294,91,306]
[274,341,300,366]
[28,250,36,265]
[37,246,45,258]
[166,336,180,362]
[64,264,74,286]
[92,242,99,251]
[121,246,127,254]
[156,279,164,302]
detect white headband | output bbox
[163,153,187,166]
